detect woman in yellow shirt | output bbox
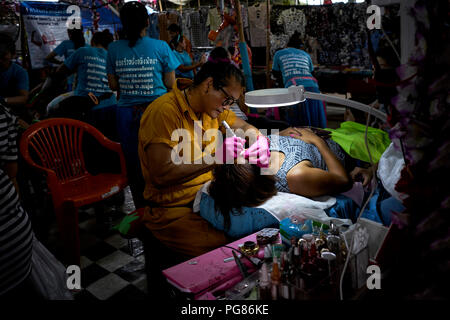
[138,61,270,257]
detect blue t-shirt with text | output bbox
[106,37,180,107]
[0,62,29,99]
[272,48,318,89]
[173,50,194,79]
[53,40,88,87]
[54,40,76,59]
[64,46,117,109]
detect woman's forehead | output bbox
[223,77,243,88]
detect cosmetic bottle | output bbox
[257,263,271,300]
[270,256,281,300]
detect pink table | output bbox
[163,233,279,300]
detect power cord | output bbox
[222,245,262,269]
[339,102,377,300]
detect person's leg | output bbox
[116,106,146,208]
[90,105,119,142]
[300,86,327,128]
[142,227,188,300]
[379,197,405,226]
[0,272,42,300]
[144,206,229,258]
[283,104,302,127]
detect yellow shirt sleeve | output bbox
[218,109,237,128]
[140,102,183,151]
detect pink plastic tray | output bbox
[163,233,278,299]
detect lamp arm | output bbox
[304,91,387,122]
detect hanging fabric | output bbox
[247,2,267,47]
[276,7,306,38]
[187,8,209,47]
[158,11,181,43]
[148,13,160,39]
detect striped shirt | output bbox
[229,103,248,121]
[0,104,33,296]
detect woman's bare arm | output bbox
[45,51,63,65]
[286,128,352,197]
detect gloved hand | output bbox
[244,135,271,168]
[215,136,246,164]
[113,209,145,239]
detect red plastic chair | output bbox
[20,118,128,266]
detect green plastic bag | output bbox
[326,121,391,163]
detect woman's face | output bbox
[201,77,242,119]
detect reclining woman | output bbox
[202,127,359,238]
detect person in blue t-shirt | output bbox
[106,1,180,207]
[171,35,206,80]
[52,30,117,141]
[272,31,327,128]
[45,28,86,91]
[0,34,29,119]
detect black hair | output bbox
[193,61,245,89]
[120,1,149,48]
[209,164,278,231]
[287,31,303,49]
[209,46,229,60]
[0,33,16,56]
[68,28,85,50]
[169,34,182,49]
[167,23,182,34]
[92,29,114,49]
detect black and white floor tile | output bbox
[41,187,149,301]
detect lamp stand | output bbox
[304,91,387,122]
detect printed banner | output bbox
[21,1,122,69]
[20,1,73,69]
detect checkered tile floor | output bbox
[40,187,149,301]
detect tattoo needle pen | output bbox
[222,120,246,156]
[222,120,236,137]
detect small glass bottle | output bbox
[264,244,272,262]
[280,251,288,282]
[280,283,291,300]
[287,237,296,264]
[270,256,281,300]
[257,263,271,300]
[298,238,309,266]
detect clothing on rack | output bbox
[206,6,233,48]
[181,10,192,42]
[270,3,373,67]
[158,12,181,43]
[248,3,268,47]
[276,7,306,38]
[186,9,209,48]
[237,4,250,43]
[270,33,289,57]
[305,36,322,65]
[206,7,222,33]
[148,13,160,40]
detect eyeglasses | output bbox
[219,87,239,106]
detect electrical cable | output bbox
[339,101,377,300]
[222,245,261,269]
[381,26,401,64]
